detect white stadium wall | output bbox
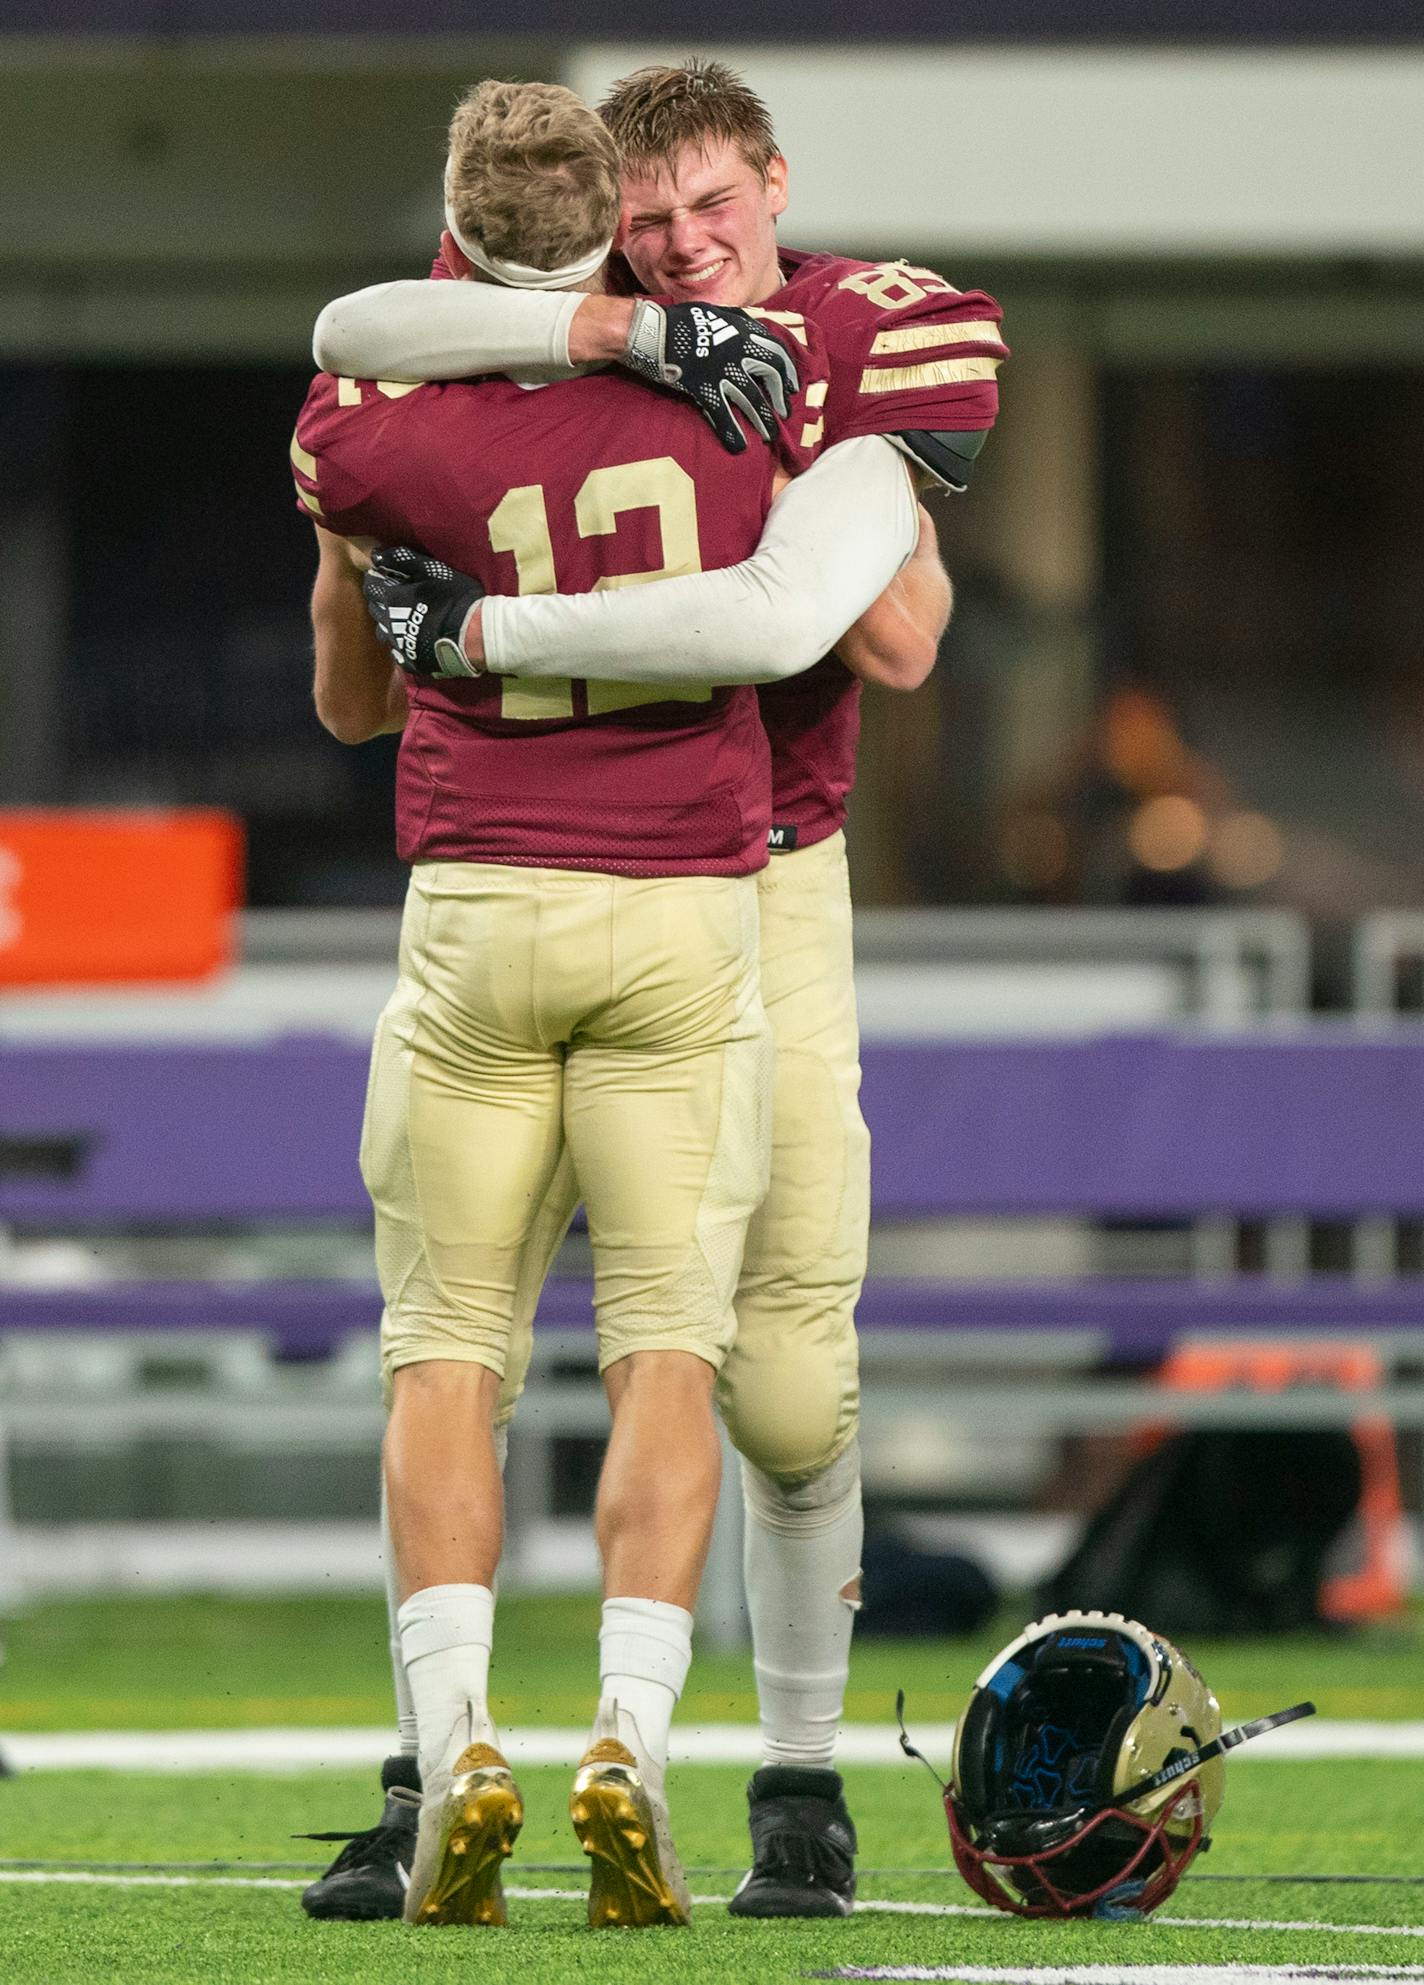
[570,44,1424,258]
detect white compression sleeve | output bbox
[743,1442,864,1771]
[483,435,918,688]
[312,280,582,382]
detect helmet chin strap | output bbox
[896,1689,947,1790]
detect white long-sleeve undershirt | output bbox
[482,435,917,688]
[311,283,919,688]
[313,280,580,381]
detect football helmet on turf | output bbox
[945,1610,1224,1919]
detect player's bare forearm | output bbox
[310,525,408,743]
[567,294,638,365]
[313,605,407,743]
[835,503,950,691]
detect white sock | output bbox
[384,1424,509,1768]
[397,1582,496,1789]
[743,1441,863,1771]
[597,1596,694,1798]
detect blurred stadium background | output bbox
[3,5,1424,1685]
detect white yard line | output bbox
[835,1901,1424,1941]
[1160,1917,1424,1943]
[1,1868,1421,1943]
[8,1721,1424,1774]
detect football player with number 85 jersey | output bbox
[293,76,940,1934]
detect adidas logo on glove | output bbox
[690,306,740,358]
[386,602,428,667]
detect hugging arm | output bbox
[834,501,950,691]
[370,436,920,691]
[310,525,408,744]
[313,282,796,455]
[314,282,611,381]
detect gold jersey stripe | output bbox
[800,417,826,449]
[804,380,829,409]
[749,307,809,348]
[859,355,1002,395]
[869,320,1006,358]
[336,375,422,405]
[290,431,324,514]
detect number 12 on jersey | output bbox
[490,457,711,721]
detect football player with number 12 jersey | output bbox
[310,58,1006,1922]
[294,75,935,1933]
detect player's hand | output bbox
[622,299,799,455]
[362,546,485,679]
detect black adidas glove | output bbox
[622,299,799,455]
[362,546,485,679]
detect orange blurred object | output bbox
[0,809,244,987]
[1153,1339,1408,1623]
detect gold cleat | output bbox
[570,1735,691,1929]
[408,1742,523,1928]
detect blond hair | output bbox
[446,79,621,274]
[598,58,779,179]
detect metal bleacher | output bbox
[3,904,1423,1634]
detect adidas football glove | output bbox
[623,299,799,455]
[362,546,485,680]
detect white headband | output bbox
[443,200,612,291]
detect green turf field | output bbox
[3,1595,1423,1984]
[4,1591,1421,1729]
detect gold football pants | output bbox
[460,833,867,1479]
[716,830,867,1480]
[362,859,772,1393]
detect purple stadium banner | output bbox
[0,1,1419,38]
[4,1027,1424,1226]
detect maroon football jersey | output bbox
[293,352,824,877]
[754,251,1008,847]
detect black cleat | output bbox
[728,1765,857,1919]
[299,1754,421,1921]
